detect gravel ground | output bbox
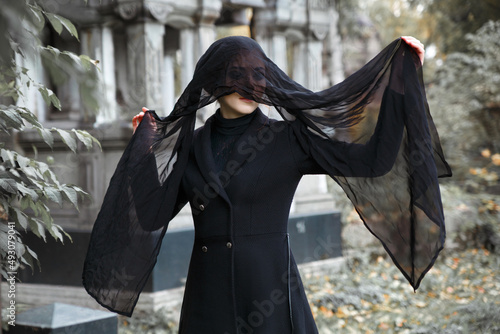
[118,247,500,334]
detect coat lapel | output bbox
[193,116,231,204]
[192,108,269,205]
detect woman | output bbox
[83,35,451,333]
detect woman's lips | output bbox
[239,97,254,103]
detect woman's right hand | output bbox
[132,107,149,133]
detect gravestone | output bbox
[288,211,342,263]
[9,303,117,333]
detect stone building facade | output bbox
[18,0,345,231]
[13,0,346,312]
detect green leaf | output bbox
[0,108,24,130]
[72,129,93,150]
[44,187,63,205]
[42,167,58,184]
[55,129,77,153]
[39,203,52,227]
[28,217,47,242]
[72,185,88,196]
[38,86,50,106]
[19,164,38,180]
[20,196,31,210]
[45,12,63,35]
[50,94,62,112]
[0,178,18,194]
[12,207,28,231]
[18,107,42,128]
[43,12,79,40]
[36,126,54,148]
[49,224,64,243]
[58,15,79,40]
[16,154,30,169]
[8,169,21,179]
[91,135,102,151]
[38,86,61,110]
[61,227,72,243]
[79,55,94,71]
[31,179,45,191]
[36,161,50,178]
[0,120,10,133]
[25,245,40,271]
[1,149,15,166]
[61,186,78,210]
[17,183,39,201]
[29,200,39,215]
[61,51,81,66]
[19,244,40,274]
[41,45,61,58]
[31,164,45,180]
[27,4,46,33]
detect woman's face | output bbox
[218,92,259,119]
[218,52,266,119]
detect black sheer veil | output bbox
[82,36,451,316]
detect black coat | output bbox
[177,109,325,333]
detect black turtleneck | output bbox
[211,108,257,172]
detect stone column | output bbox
[253,2,295,120]
[125,22,165,113]
[291,38,332,213]
[195,24,216,62]
[326,4,344,85]
[162,49,176,115]
[179,28,195,92]
[15,52,47,122]
[300,38,322,91]
[291,36,324,92]
[193,0,219,120]
[253,0,298,74]
[256,31,288,74]
[178,3,218,91]
[114,0,174,114]
[156,26,178,116]
[195,0,219,57]
[292,40,307,87]
[290,0,331,91]
[290,0,335,213]
[80,25,118,124]
[47,33,81,122]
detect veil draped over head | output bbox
[83,36,451,316]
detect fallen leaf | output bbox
[481,149,491,158]
[415,301,427,308]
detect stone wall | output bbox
[18,0,344,232]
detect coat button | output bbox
[201,246,208,252]
[226,242,232,249]
[199,204,205,211]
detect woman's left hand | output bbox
[401,36,425,65]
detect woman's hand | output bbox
[401,36,425,65]
[132,107,149,133]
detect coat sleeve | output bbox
[289,39,451,291]
[82,111,188,316]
